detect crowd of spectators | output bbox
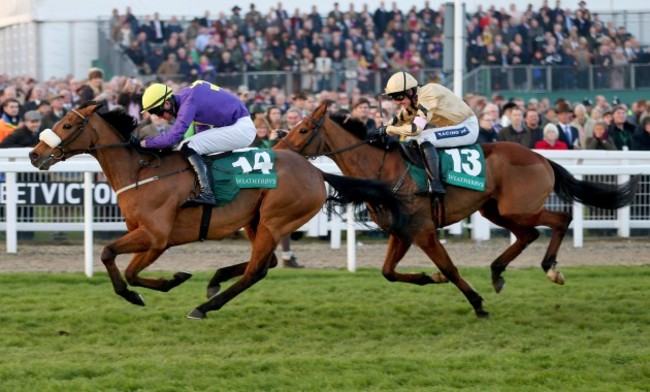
[110,1,650,93]
[2,2,650,152]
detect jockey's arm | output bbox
[387,104,434,138]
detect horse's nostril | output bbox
[29,152,39,161]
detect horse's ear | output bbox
[323,99,334,112]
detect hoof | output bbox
[431,272,449,283]
[174,271,193,283]
[125,291,145,306]
[475,310,490,319]
[187,308,206,320]
[493,277,506,294]
[206,284,221,299]
[546,269,566,285]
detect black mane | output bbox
[329,111,369,141]
[95,104,138,140]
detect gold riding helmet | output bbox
[383,71,419,101]
[141,83,173,115]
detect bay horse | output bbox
[277,101,638,318]
[28,102,408,319]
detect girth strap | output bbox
[198,205,213,242]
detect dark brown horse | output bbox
[277,101,638,318]
[28,103,407,319]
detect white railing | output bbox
[2,148,650,275]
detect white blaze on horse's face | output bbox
[39,128,62,148]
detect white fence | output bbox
[2,148,650,276]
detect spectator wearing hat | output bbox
[245,4,263,26]
[0,110,41,147]
[290,92,308,117]
[555,102,581,149]
[41,94,67,130]
[76,67,104,106]
[230,6,244,29]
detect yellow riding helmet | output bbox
[141,83,173,114]
[383,71,419,96]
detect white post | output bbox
[572,174,584,247]
[330,207,341,249]
[447,221,463,236]
[617,169,631,238]
[453,0,464,98]
[5,172,18,253]
[470,212,491,241]
[84,172,94,277]
[346,204,356,273]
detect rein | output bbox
[47,108,190,196]
[281,112,410,193]
[280,115,372,159]
[46,109,131,161]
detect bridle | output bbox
[279,112,372,160]
[279,110,404,190]
[44,109,131,162]
[40,107,189,196]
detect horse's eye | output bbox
[63,124,72,130]
[300,128,309,134]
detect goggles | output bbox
[389,93,406,101]
[147,104,166,116]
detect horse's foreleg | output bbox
[418,233,488,318]
[381,234,447,285]
[537,210,572,285]
[100,228,156,306]
[124,250,192,292]
[189,226,277,319]
[480,203,540,293]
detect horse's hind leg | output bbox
[188,225,278,319]
[480,202,540,293]
[206,255,279,298]
[417,232,488,318]
[205,224,279,298]
[381,234,449,285]
[536,209,572,285]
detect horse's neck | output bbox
[329,137,402,182]
[92,146,151,192]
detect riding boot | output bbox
[419,141,446,196]
[181,148,217,208]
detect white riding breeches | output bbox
[179,116,256,155]
[411,115,479,148]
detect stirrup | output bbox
[181,193,217,208]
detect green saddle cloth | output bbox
[207,148,278,206]
[407,144,486,192]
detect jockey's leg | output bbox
[181,145,217,208]
[419,141,446,196]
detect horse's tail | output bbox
[548,159,639,209]
[321,171,409,236]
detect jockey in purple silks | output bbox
[138,81,256,207]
